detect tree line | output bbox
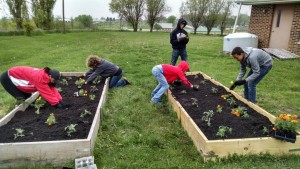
[2,0,249,35]
[110,0,245,35]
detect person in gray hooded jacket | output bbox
[229,47,273,103]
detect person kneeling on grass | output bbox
[82,55,130,88]
[151,61,198,104]
[229,47,273,103]
[0,66,67,108]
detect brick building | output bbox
[235,0,300,56]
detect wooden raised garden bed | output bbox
[0,72,109,168]
[167,72,300,160]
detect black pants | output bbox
[0,71,31,100]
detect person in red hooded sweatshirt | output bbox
[151,61,198,104]
[0,66,66,108]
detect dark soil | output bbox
[0,76,104,143]
[170,74,274,140]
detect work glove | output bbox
[182,37,189,43]
[229,84,236,90]
[192,85,199,91]
[234,80,247,86]
[55,101,68,109]
[230,80,246,90]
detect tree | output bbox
[154,23,162,31]
[75,15,93,28]
[219,0,233,36]
[166,15,176,24]
[31,0,56,30]
[238,13,250,26]
[145,0,169,32]
[185,0,209,34]
[109,0,145,32]
[6,0,26,30]
[203,0,224,35]
[179,2,186,18]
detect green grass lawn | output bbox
[0,32,299,168]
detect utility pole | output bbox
[232,3,242,34]
[62,0,65,33]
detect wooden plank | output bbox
[88,77,109,152]
[0,72,106,167]
[168,72,300,159]
[0,139,90,168]
[167,90,182,120]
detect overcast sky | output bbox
[1,0,251,19]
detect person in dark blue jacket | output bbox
[82,55,130,88]
[170,18,189,66]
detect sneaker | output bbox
[150,99,161,105]
[124,77,131,85]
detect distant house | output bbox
[183,25,221,34]
[196,26,221,34]
[157,23,173,31]
[235,0,300,55]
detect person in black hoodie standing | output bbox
[170,18,189,66]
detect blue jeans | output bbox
[109,71,126,88]
[171,48,188,66]
[151,65,169,103]
[244,65,272,103]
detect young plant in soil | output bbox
[226,97,236,107]
[75,78,85,88]
[191,98,198,107]
[33,96,46,114]
[221,94,231,100]
[262,126,269,135]
[14,128,25,140]
[56,87,63,92]
[80,109,92,118]
[89,94,96,100]
[193,75,199,79]
[211,87,218,94]
[202,110,214,127]
[90,86,98,93]
[61,79,69,86]
[200,80,206,84]
[78,89,88,96]
[216,105,222,113]
[45,113,56,126]
[231,106,249,118]
[92,76,102,85]
[65,124,78,137]
[216,126,232,138]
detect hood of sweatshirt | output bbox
[178,61,190,72]
[177,18,187,29]
[241,47,253,63]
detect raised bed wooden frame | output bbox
[167,72,300,160]
[0,72,109,168]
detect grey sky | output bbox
[0,0,251,19]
